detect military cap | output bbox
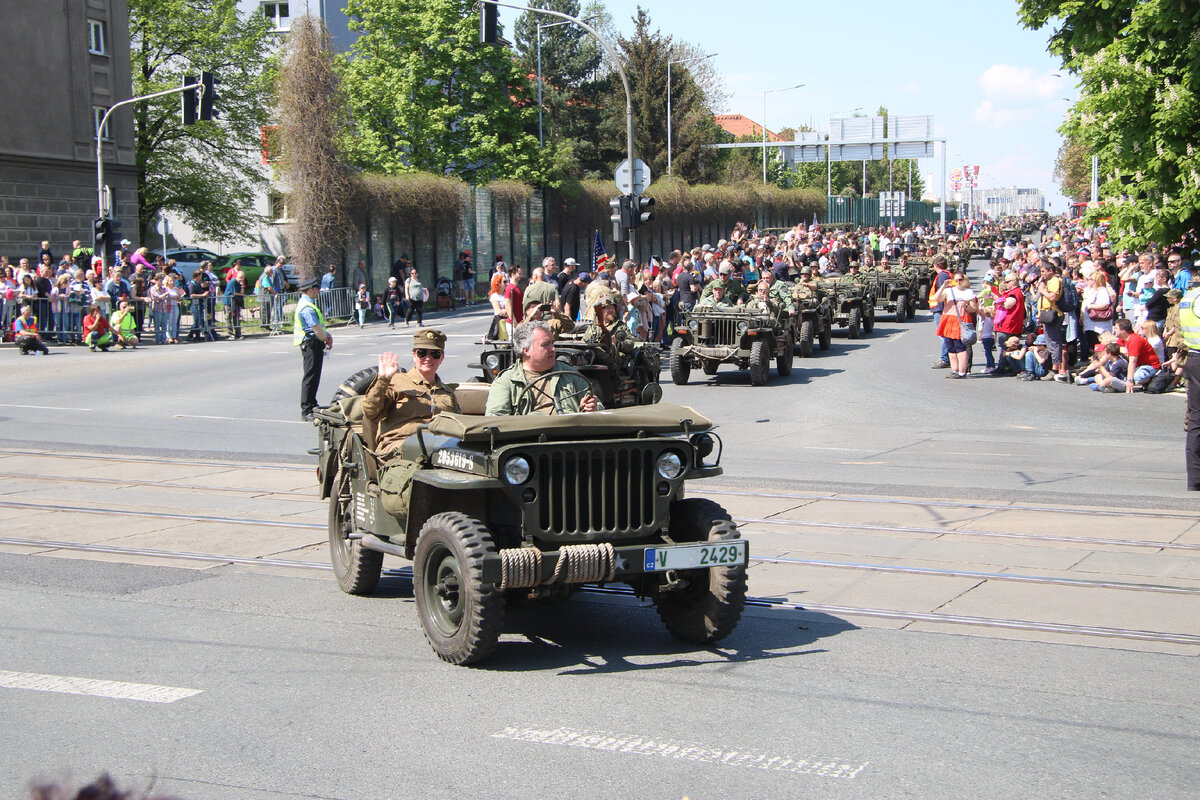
[413,328,447,349]
[593,296,615,307]
[297,276,321,290]
[800,266,813,275]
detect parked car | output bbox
[149,248,220,273]
[211,252,276,287]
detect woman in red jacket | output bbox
[992,272,1026,374]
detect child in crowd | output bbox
[1017,334,1053,380]
[1076,342,1127,387]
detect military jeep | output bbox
[669,304,794,386]
[314,369,747,665]
[866,269,919,324]
[789,281,833,357]
[818,277,875,339]
[470,333,663,408]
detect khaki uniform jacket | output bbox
[485,361,601,416]
[699,277,749,304]
[363,368,460,456]
[582,317,636,356]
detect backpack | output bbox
[1058,278,1079,313]
[1144,369,1173,394]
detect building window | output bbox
[262,2,291,31]
[88,19,108,55]
[268,190,291,222]
[93,106,112,142]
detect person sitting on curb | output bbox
[1094,318,1162,393]
[12,303,49,355]
[1017,334,1053,380]
[110,299,139,349]
[82,304,115,351]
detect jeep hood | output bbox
[426,402,712,443]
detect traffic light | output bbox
[199,70,219,121]
[93,217,111,256]
[609,196,631,242]
[480,2,498,44]
[631,193,655,229]
[181,74,197,125]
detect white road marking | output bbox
[0,670,203,703]
[173,414,309,425]
[492,726,868,780]
[0,404,93,412]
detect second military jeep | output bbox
[314,369,747,665]
[471,333,663,408]
[866,269,919,324]
[669,304,794,386]
[818,277,876,339]
[790,281,833,357]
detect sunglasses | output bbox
[414,349,443,359]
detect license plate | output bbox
[644,540,747,572]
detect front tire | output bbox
[413,512,505,665]
[847,307,861,339]
[798,319,814,358]
[653,499,747,644]
[776,334,793,376]
[329,471,383,596]
[863,302,876,334]
[669,338,691,385]
[748,339,769,386]
[895,295,907,324]
[817,320,831,350]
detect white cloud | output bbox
[978,64,1061,101]
[971,99,1034,127]
[903,81,922,94]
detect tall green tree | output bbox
[597,7,719,183]
[339,0,550,185]
[129,0,277,243]
[1053,134,1092,203]
[1019,0,1200,246]
[512,0,610,179]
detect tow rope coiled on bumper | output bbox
[500,543,616,589]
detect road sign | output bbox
[615,158,651,195]
[879,191,906,218]
[156,217,173,237]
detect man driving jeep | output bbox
[485,321,601,415]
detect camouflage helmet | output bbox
[800,266,812,275]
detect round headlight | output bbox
[838,293,846,302]
[688,319,699,332]
[656,451,684,479]
[484,353,500,370]
[737,321,749,334]
[503,456,531,485]
[888,283,895,292]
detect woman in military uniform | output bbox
[362,328,460,459]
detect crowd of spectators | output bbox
[931,223,1196,395]
[3,237,315,352]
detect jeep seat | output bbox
[454,381,490,416]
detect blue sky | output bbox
[496,0,1076,211]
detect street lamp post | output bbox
[667,52,716,177]
[762,83,804,185]
[535,18,586,148]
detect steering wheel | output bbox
[515,368,591,414]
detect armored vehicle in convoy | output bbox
[314,369,747,665]
[669,303,794,386]
[790,281,833,357]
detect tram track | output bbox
[2,447,1194,521]
[1,500,1196,597]
[2,534,1197,648]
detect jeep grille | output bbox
[696,317,739,346]
[535,445,657,537]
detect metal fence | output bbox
[3,287,356,345]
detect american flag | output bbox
[592,230,605,272]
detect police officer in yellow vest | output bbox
[1179,285,1200,489]
[295,276,333,421]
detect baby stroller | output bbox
[435,276,455,310]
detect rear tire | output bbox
[863,302,876,334]
[817,321,831,350]
[798,319,814,358]
[328,470,383,596]
[776,334,793,376]
[653,499,746,644]
[669,338,691,385]
[748,339,769,386]
[413,512,505,665]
